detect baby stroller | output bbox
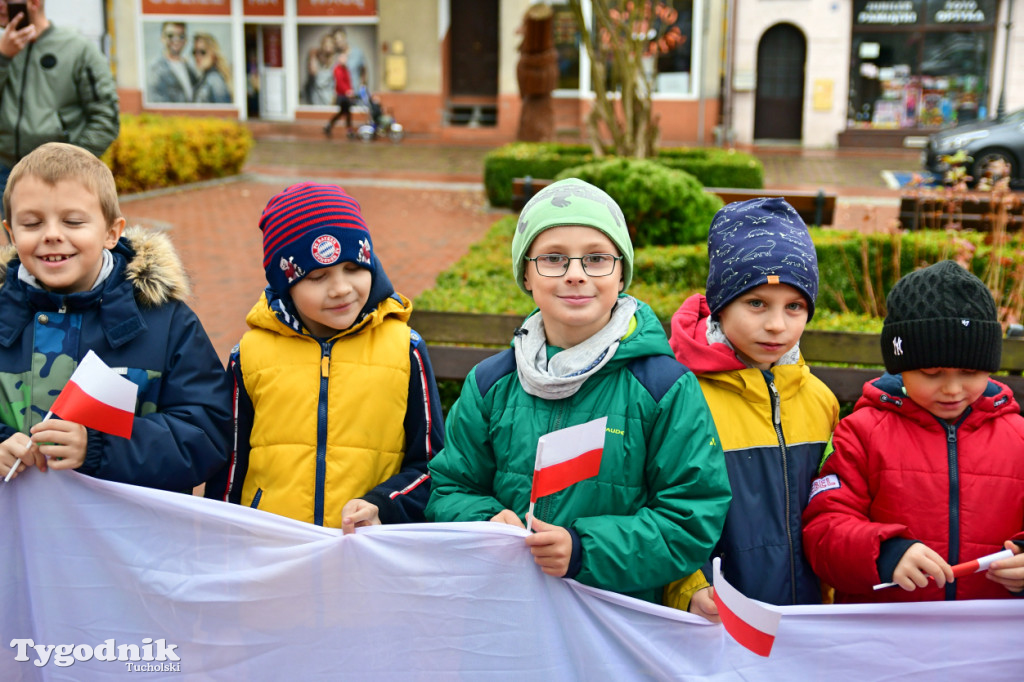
[353,85,404,143]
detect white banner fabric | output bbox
[0,470,1020,680]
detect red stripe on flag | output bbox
[951,560,981,579]
[713,589,776,657]
[50,380,134,439]
[530,447,602,501]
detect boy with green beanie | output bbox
[426,178,730,603]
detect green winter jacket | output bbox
[427,301,731,603]
[0,24,119,168]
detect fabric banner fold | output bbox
[1,470,1021,680]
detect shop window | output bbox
[553,4,581,90]
[143,20,236,106]
[850,0,996,130]
[297,24,377,107]
[550,1,694,96]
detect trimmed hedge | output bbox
[102,114,253,195]
[483,142,764,207]
[416,216,1022,327]
[554,158,722,246]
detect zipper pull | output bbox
[946,423,956,443]
[320,343,330,378]
[769,381,781,425]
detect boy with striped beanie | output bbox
[205,182,444,533]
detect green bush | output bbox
[102,114,253,195]
[655,147,765,189]
[555,158,722,246]
[483,142,764,207]
[416,217,1024,323]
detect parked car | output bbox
[924,108,1024,186]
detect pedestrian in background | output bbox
[0,0,120,217]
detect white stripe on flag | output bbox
[535,416,607,469]
[73,350,138,412]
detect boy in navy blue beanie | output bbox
[204,182,444,532]
[666,197,839,614]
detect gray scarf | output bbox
[514,295,639,400]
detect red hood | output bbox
[668,294,745,374]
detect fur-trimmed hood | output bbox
[0,226,190,305]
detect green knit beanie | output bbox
[511,178,633,294]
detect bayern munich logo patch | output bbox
[311,235,341,265]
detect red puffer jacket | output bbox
[803,373,1024,603]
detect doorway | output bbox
[447,0,499,126]
[753,23,806,141]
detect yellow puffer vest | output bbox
[239,293,412,527]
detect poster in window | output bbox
[298,25,376,106]
[143,20,234,105]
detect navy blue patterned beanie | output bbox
[705,197,819,320]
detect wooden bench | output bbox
[704,187,837,226]
[510,178,837,226]
[409,310,1024,406]
[511,176,555,211]
[898,194,1024,231]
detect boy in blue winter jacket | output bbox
[204,182,443,532]
[426,178,730,603]
[0,142,231,490]
[666,198,839,616]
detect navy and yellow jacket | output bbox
[204,263,443,528]
[667,294,838,606]
[426,300,730,604]
[0,229,231,491]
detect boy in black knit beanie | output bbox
[803,260,1024,604]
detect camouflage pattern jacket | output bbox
[0,228,231,491]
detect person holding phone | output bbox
[0,0,120,217]
[5,3,28,31]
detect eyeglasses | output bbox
[524,253,622,277]
[164,32,185,41]
[193,49,207,57]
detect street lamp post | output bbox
[997,0,1015,121]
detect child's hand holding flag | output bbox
[3,351,137,482]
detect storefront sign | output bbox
[296,0,377,17]
[244,0,284,17]
[141,0,230,15]
[927,0,995,25]
[854,1,921,25]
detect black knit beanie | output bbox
[881,260,1002,374]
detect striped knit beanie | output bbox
[260,182,373,294]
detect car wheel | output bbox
[971,148,1018,187]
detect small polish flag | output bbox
[530,416,607,503]
[49,350,138,439]
[951,548,1015,578]
[712,557,782,657]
